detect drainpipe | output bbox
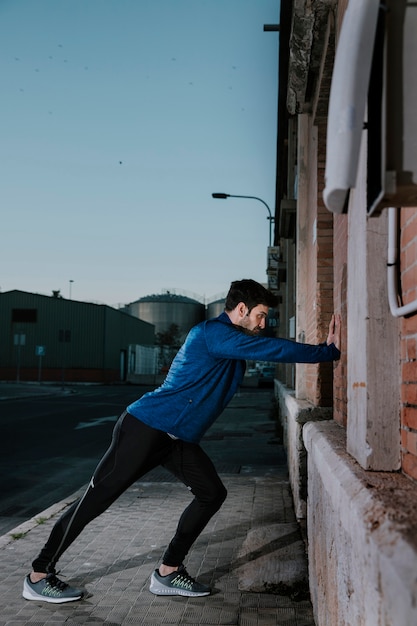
[387,207,417,317]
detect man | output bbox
[23,279,341,603]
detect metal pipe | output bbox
[387,207,417,317]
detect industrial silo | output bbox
[206,297,226,320]
[126,291,205,342]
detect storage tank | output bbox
[206,297,226,320]
[126,291,205,342]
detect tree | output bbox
[155,323,181,349]
[155,323,182,373]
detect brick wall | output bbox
[333,213,348,426]
[316,121,336,408]
[302,118,335,407]
[400,208,417,481]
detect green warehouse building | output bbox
[0,291,155,384]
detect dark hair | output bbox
[224,279,278,312]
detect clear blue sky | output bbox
[1,0,279,306]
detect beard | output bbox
[233,323,262,337]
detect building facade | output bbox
[272,1,417,624]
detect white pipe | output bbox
[387,207,417,317]
[323,0,380,213]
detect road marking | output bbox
[75,415,118,430]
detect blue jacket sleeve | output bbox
[204,319,340,364]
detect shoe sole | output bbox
[23,581,82,604]
[149,577,210,597]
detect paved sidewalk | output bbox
[1,388,315,626]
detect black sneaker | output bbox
[22,573,83,603]
[149,565,210,597]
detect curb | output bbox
[0,487,85,549]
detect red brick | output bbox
[401,212,417,246]
[402,266,417,294]
[402,406,417,430]
[403,207,417,223]
[402,360,417,383]
[402,451,417,481]
[403,428,417,454]
[405,240,417,268]
[405,315,417,335]
[402,383,417,405]
[405,337,417,360]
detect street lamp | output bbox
[212,193,274,247]
[69,279,74,300]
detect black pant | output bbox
[32,411,227,573]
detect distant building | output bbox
[206,297,225,320]
[0,291,155,383]
[124,291,206,343]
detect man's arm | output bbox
[326,314,341,350]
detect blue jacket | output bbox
[127,312,340,443]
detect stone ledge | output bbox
[274,380,333,519]
[275,380,333,424]
[303,420,417,625]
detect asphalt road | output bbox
[0,383,281,537]
[0,384,155,535]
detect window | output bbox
[12,308,37,323]
[59,329,71,342]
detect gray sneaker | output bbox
[23,573,83,603]
[149,565,210,597]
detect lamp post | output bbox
[212,193,274,247]
[69,279,74,300]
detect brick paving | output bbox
[0,387,315,625]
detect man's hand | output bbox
[326,314,341,350]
